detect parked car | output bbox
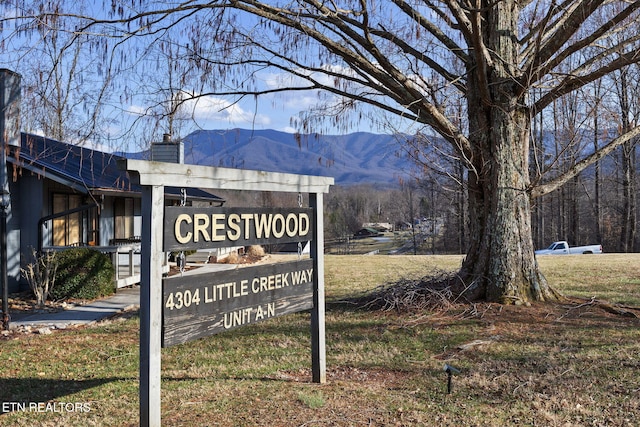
[535,241,603,255]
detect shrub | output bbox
[49,248,115,301]
[225,251,239,264]
[21,248,58,308]
[246,245,265,257]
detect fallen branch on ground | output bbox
[338,271,459,312]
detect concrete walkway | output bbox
[7,262,240,330]
[9,286,140,330]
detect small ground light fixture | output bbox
[444,364,461,394]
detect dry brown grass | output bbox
[1,254,640,426]
[246,244,266,257]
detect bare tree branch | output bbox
[521,1,640,88]
[531,125,640,198]
[533,48,640,114]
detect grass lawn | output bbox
[1,254,639,426]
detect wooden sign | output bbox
[164,206,314,251]
[121,159,332,426]
[162,259,314,347]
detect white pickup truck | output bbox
[535,241,603,255]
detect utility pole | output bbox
[0,153,7,329]
[0,69,21,330]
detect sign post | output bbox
[310,192,326,383]
[121,160,333,427]
[139,185,164,427]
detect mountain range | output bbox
[124,129,417,186]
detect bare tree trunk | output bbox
[457,161,466,254]
[452,2,560,304]
[620,141,637,252]
[553,99,564,242]
[460,90,559,302]
[460,148,559,302]
[532,90,546,249]
[592,94,603,244]
[569,176,580,245]
[616,69,638,252]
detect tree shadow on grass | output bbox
[0,377,126,412]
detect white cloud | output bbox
[126,95,273,128]
[186,96,273,128]
[259,66,365,115]
[280,93,320,110]
[125,105,147,116]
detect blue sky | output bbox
[0,2,315,145]
[0,1,420,152]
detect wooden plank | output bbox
[120,159,334,194]
[164,294,312,347]
[162,260,314,347]
[164,206,314,251]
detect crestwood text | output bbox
[165,207,313,249]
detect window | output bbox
[114,198,134,239]
[51,194,99,247]
[52,194,82,246]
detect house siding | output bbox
[99,198,114,246]
[7,177,23,293]
[5,130,222,294]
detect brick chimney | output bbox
[150,133,184,164]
